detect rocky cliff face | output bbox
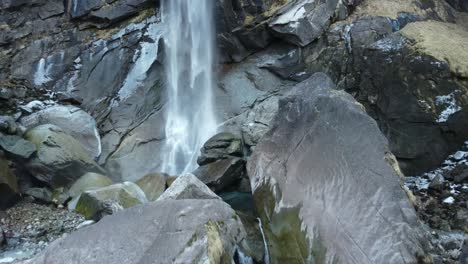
[0,0,467,263]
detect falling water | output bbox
[160,0,218,175]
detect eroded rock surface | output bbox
[248,73,428,263]
[19,199,247,264]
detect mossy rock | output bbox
[69,172,113,198]
[135,173,167,201]
[24,124,105,188]
[75,182,148,220]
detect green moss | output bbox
[254,183,316,264]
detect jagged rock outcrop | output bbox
[248,73,428,263]
[307,14,468,175]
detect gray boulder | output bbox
[248,73,428,263]
[19,199,248,264]
[0,154,18,209]
[67,172,113,210]
[75,182,147,221]
[25,187,54,203]
[135,173,167,201]
[193,158,246,193]
[24,124,105,188]
[21,105,101,159]
[157,173,220,201]
[69,172,113,198]
[269,0,337,47]
[0,133,36,159]
[0,115,21,135]
[197,132,243,166]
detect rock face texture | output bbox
[75,182,148,220]
[24,124,105,188]
[20,105,101,159]
[20,199,247,264]
[248,73,427,263]
[157,173,220,201]
[135,172,166,201]
[0,153,18,209]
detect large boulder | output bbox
[24,124,106,188]
[193,158,247,193]
[157,173,220,201]
[0,153,18,209]
[248,73,429,263]
[197,132,243,166]
[20,105,101,159]
[75,182,147,221]
[135,172,167,201]
[19,199,248,264]
[0,133,36,159]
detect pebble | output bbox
[0,200,85,262]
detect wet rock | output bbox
[135,173,166,201]
[157,173,220,201]
[248,73,428,263]
[193,157,246,193]
[20,105,101,159]
[75,182,147,221]
[236,212,264,263]
[24,124,105,188]
[219,192,255,216]
[0,154,18,210]
[197,132,243,166]
[19,199,248,264]
[24,188,53,204]
[0,134,36,159]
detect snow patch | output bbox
[435,92,461,123]
[273,3,307,25]
[442,196,455,204]
[117,22,163,100]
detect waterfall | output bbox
[258,218,271,264]
[160,0,218,175]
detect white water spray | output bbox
[160,0,218,175]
